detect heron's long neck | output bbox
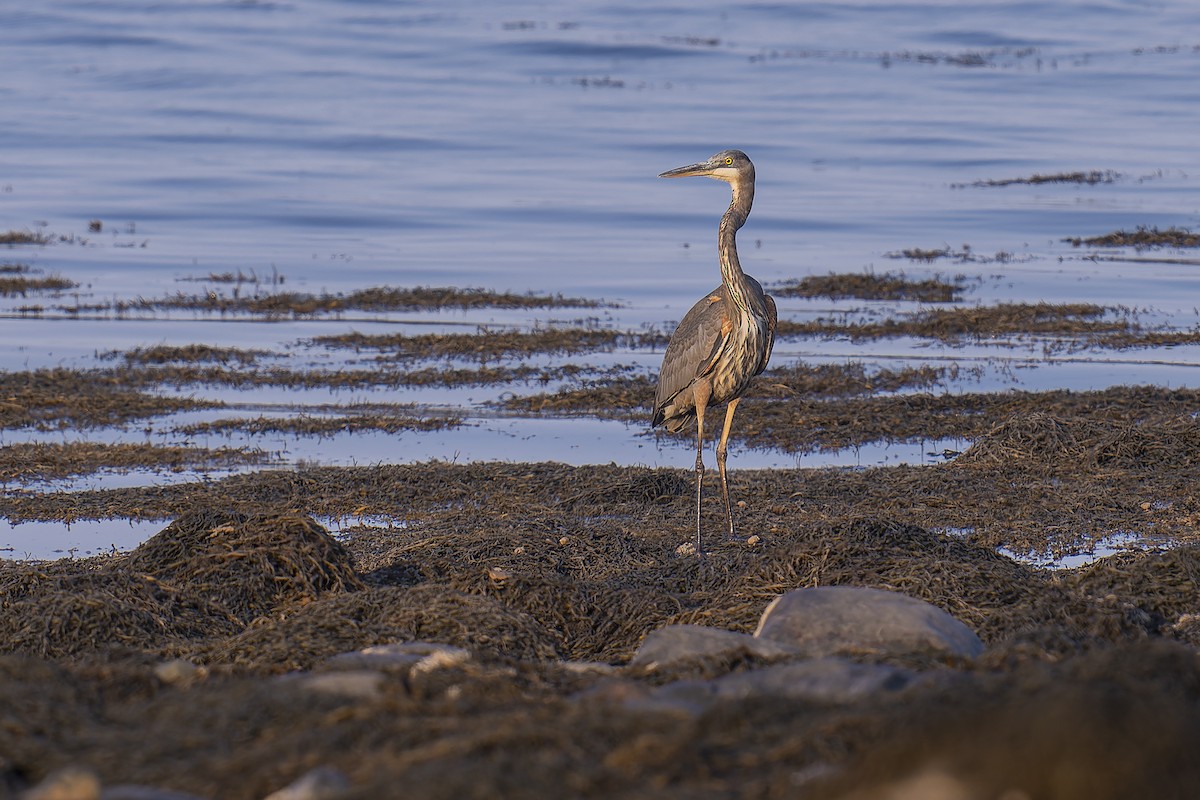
[718,178,759,315]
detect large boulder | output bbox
[754,586,984,660]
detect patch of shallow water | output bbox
[0,511,410,562]
[0,510,413,562]
[316,514,408,537]
[999,531,1148,571]
[5,464,268,494]
[0,516,166,561]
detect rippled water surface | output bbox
[5,0,1200,556]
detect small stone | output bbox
[755,586,984,660]
[152,659,206,686]
[574,677,701,717]
[486,566,513,587]
[394,642,471,658]
[411,646,471,675]
[321,650,422,673]
[701,657,914,704]
[558,536,570,546]
[288,670,385,701]
[856,767,1008,800]
[103,785,209,800]
[22,767,100,800]
[261,766,350,800]
[674,541,697,556]
[557,660,618,675]
[630,624,799,671]
[640,658,924,716]
[745,534,761,546]
[321,642,469,674]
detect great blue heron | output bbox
[653,149,777,554]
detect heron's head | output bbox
[659,149,754,184]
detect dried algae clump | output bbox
[1066,226,1200,248]
[0,565,237,658]
[177,412,462,437]
[774,271,967,302]
[125,510,365,624]
[114,344,270,366]
[959,412,1200,470]
[196,585,560,671]
[0,274,77,296]
[0,512,365,659]
[1065,548,1200,626]
[0,441,266,482]
[0,230,50,245]
[0,368,215,429]
[776,302,1123,342]
[110,285,604,317]
[965,170,1118,187]
[313,328,668,360]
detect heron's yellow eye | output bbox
[724,157,733,165]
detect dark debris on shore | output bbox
[772,271,972,302]
[1065,225,1200,249]
[3,447,1200,798]
[955,170,1119,188]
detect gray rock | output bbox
[103,786,209,800]
[321,642,465,671]
[632,658,917,715]
[557,660,618,676]
[22,765,209,800]
[261,766,350,800]
[152,659,206,687]
[320,642,470,673]
[714,657,914,703]
[22,768,100,800]
[629,624,800,671]
[410,645,471,675]
[754,586,984,659]
[285,670,386,701]
[321,650,424,672]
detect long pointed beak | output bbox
[658,161,713,179]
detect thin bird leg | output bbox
[691,381,712,555]
[716,397,740,539]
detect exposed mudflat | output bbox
[2,463,1200,799]
[5,245,1200,798]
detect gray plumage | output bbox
[653,149,777,554]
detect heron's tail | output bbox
[652,404,693,434]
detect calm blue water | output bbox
[5,0,1200,556]
[5,0,1200,302]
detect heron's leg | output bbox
[691,382,712,555]
[716,397,740,539]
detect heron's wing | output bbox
[755,292,778,376]
[653,287,728,424]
